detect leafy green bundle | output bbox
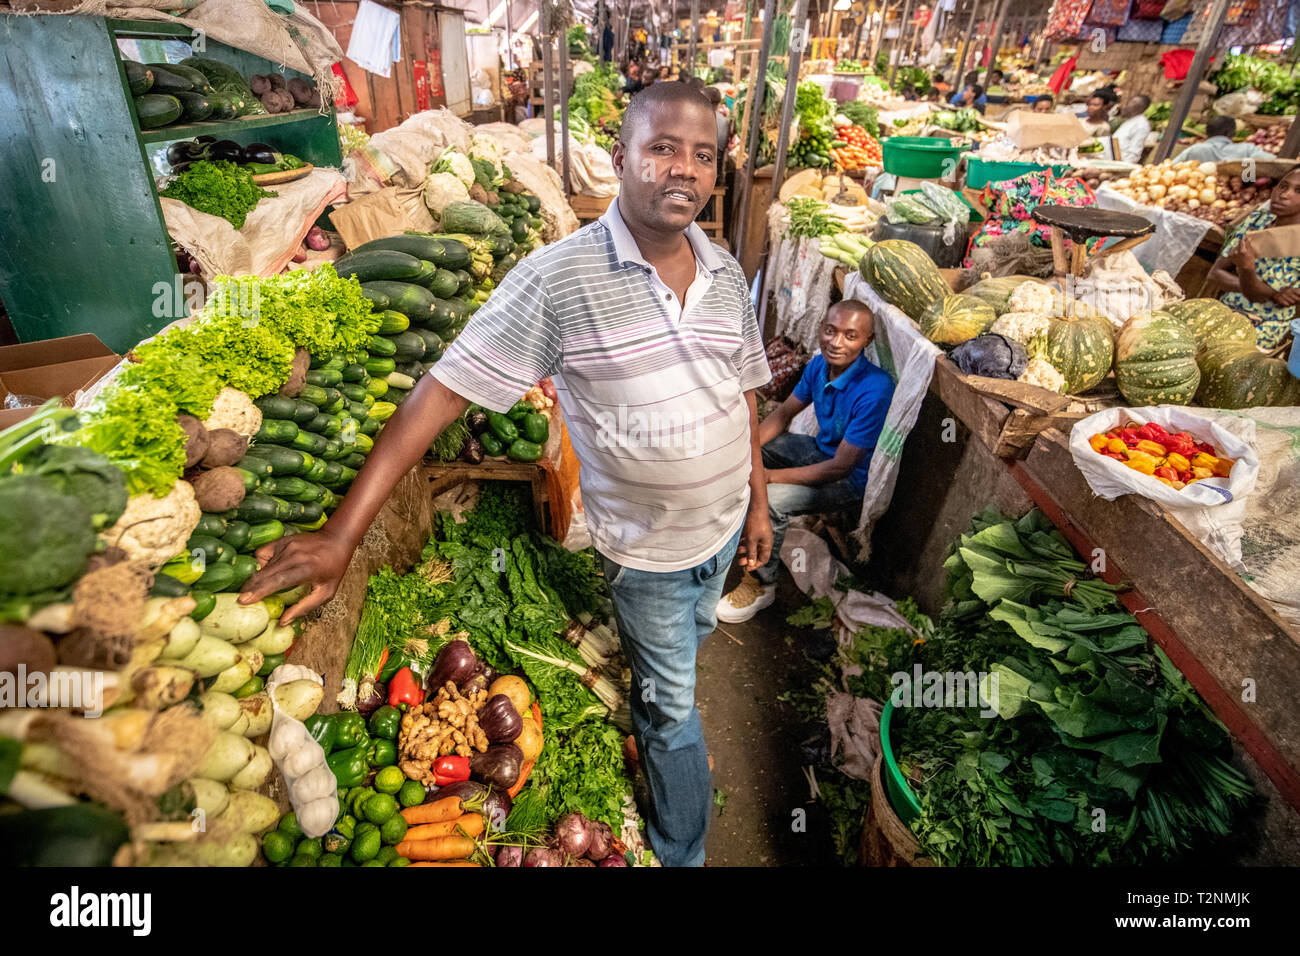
[160,160,277,229]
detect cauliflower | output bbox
[469,134,504,182]
[990,311,1051,344]
[202,387,261,439]
[1008,280,1056,316]
[105,480,202,567]
[433,148,476,189]
[424,172,471,217]
[1018,358,1066,393]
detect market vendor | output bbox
[241,81,771,870]
[1114,94,1152,165]
[716,300,892,624]
[1175,116,1275,163]
[1032,94,1055,114]
[1208,165,1300,349]
[949,70,986,109]
[957,83,987,115]
[1079,90,1116,139]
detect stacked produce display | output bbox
[1092,159,1275,230]
[126,56,320,131]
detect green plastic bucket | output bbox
[879,698,923,824]
[882,136,963,179]
[965,156,1071,190]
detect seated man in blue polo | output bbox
[717,299,893,623]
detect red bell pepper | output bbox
[432,755,470,786]
[388,666,424,709]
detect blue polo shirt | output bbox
[791,352,894,490]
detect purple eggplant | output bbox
[479,694,524,744]
[356,681,386,717]
[465,408,491,436]
[470,742,523,790]
[242,142,277,165]
[430,779,487,807]
[427,639,481,693]
[482,786,513,833]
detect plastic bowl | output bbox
[882,135,963,179]
[880,698,923,824]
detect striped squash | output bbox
[860,239,950,321]
[1161,298,1255,351]
[919,294,995,346]
[1039,312,1114,394]
[964,275,1047,316]
[1114,311,1200,406]
[1196,342,1298,409]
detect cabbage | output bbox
[950,333,1028,380]
[424,172,471,217]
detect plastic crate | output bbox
[882,135,964,179]
[966,156,1072,189]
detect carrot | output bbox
[403,813,485,843]
[400,795,463,826]
[396,835,478,861]
[406,860,481,867]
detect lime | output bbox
[380,812,408,846]
[322,829,351,855]
[288,854,316,867]
[374,765,405,795]
[350,788,373,817]
[318,852,343,867]
[277,811,303,840]
[363,792,398,825]
[261,830,293,864]
[398,780,425,808]
[350,827,381,862]
[375,846,399,865]
[341,857,357,867]
[361,859,386,867]
[389,856,410,867]
[295,837,323,861]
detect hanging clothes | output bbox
[346,0,401,79]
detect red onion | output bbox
[554,812,592,858]
[356,681,385,717]
[585,820,613,861]
[597,853,628,867]
[567,858,596,866]
[523,847,564,867]
[496,845,525,867]
[305,226,331,252]
[291,244,308,263]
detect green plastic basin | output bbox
[965,156,1071,190]
[882,136,963,179]
[880,698,922,825]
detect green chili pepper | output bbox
[522,412,549,445]
[367,705,402,741]
[325,744,369,788]
[507,438,543,462]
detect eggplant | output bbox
[357,681,386,716]
[465,408,490,436]
[427,639,481,693]
[169,161,192,175]
[460,436,484,465]
[242,142,278,166]
[207,139,244,163]
[479,694,523,744]
[166,140,205,167]
[194,135,217,145]
[470,742,523,790]
[482,786,512,833]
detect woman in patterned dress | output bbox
[1209,166,1300,350]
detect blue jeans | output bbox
[757,432,864,585]
[598,525,742,867]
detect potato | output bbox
[489,674,532,715]
[0,624,57,676]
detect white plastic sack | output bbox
[1069,406,1260,570]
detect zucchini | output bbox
[360,281,437,325]
[454,269,472,294]
[376,310,410,334]
[149,62,212,92]
[366,335,397,357]
[386,372,416,391]
[343,452,368,470]
[302,458,329,482]
[422,235,472,270]
[344,400,371,421]
[305,367,343,388]
[319,439,346,461]
[318,489,339,511]
[318,461,345,485]
[299,500,324,523]
[254,419,298,445]
[150,572,190,598]
[263,476,313,500]
[394,361,424,382]
[338,382,369,404]
[365,356,396,378]
[206,92,238,121]
[254,396,299,420]
[412,328,447,361]
[359,286,390,311]
[389,329,426,362]
[234,493,280,522]
[275,498,306,522]
[353,234,447,261]
[321,392,345,416]
[194,513,228,538]
[428,297,469,336]
[225,555,260,591]
[285,429,329,455]
[335,250,424,284]
[246,520,285,550]
[292,399,320,424]
[410,260,439,290]
[174,90,213,122]
[307,413,342,437]
[123,60,153,96]
[359,417,380,437]
[222,520,252,551]
[337,465,359,484]
[298,383,329,406]
[428,268,460,299]
[238,456,274,480]
[196,562,237,591]
[190,589,217,622]
[251,446,309,476]
[340,363,369,383]
[186,535,233,566]
[231,466,261,493]
[144,65,194,94]
[134,93,182,129]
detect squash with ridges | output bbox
[919,293,995,346]
[1039,312,1114,394]
[859,239,950,321]
[1115,311,1200,406]
[1196,342,1296,409]
[1161,298,1255,351]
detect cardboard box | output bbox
[0,333,120,430]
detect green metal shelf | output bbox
[138,108,333,144]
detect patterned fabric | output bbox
[1160,13,1191,40]
[1225,0,1258,25]
[964,171,1098,266]
[1181,3,1215,44]
[1219,203,1300,350]
[1222,0,1287,46]
[758,336,809,403]
[1159,0,1193,19]
[1131,0,1165,18]
[1087,0,1131,26]
[1045,0,1095,39]
[1119,18,1163,39]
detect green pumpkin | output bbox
[964,275,1047,316]
[1039,312,1114,394]
[1161,298,1255,351]
[860,239,951,321]
[1115,311,1200,406]
[1196,342,1297,409]
[919,294,996,346]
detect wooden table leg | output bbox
[1049,226,1069,278]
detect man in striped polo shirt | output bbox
[242,81,773,867]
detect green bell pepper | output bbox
[333,712,369,750]
[479,432,505,457]
[506,438,543,462]
[305,714,337,754]
[506,400,534,421]
[326,744,369,788]
[487,411,519,443]
[522,412,549,445]
[368,705,401,741]
[367,738,397,768]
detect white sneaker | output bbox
[715,573,776,624]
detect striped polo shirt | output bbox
[431,197,771,572]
